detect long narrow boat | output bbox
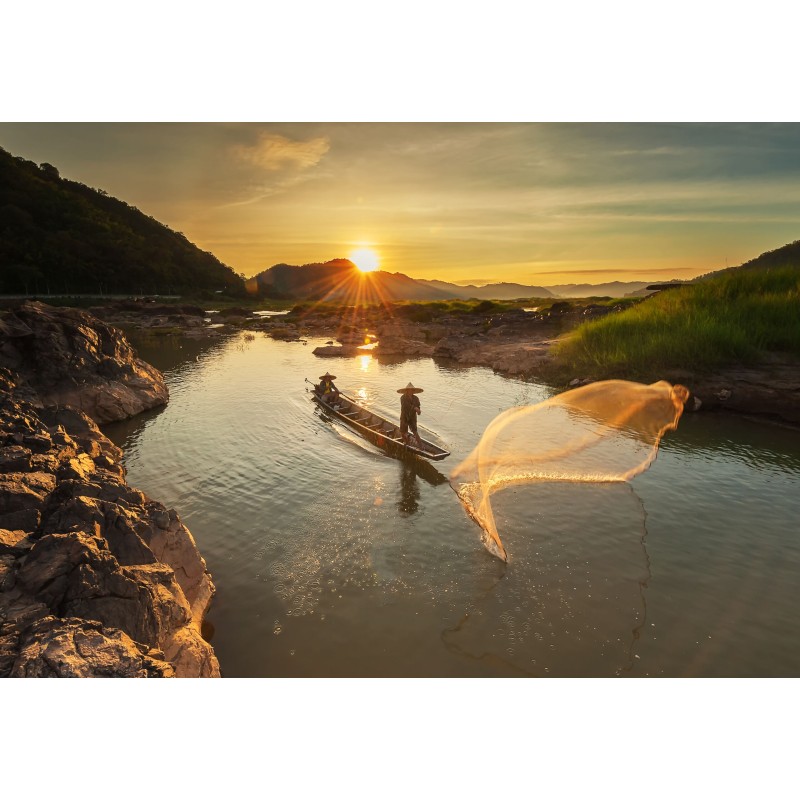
[309,383,451,461]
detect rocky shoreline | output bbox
[0,302,219,677]
[89,297,800,427]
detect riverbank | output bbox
[20,294,800,429]
[0,302,219,677]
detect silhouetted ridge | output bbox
[0,146,245,296]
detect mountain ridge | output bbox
[0,146,245,297]
[250,262,674,301]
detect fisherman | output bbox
[317,372,340,404]
[398,382,423,445]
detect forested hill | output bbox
[0,146,246,296]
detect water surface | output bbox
[104,331,800,676]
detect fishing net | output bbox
[450,379,689,561]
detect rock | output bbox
[433,334,472,360]
[0,353,220,678]
[687,361,800,424]
[270,327,301,341]
[0,446,33,473]
[38,406,122,462]
[0,301,168,424]
[374,339,434,357]
[0,472,56,517]
[0,508,41,530]
[13,529,217,677]
[312,345,362,357]
[56,453,97,482]
[8,616,175,678]
[0,528,34,556]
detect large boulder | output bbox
[0,301,168,424]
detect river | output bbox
[103,330,800,677]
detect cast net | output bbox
[450,380,689,560]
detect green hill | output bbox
[555,245,800,379]
[695,238,800,280]
[0,146,245,297]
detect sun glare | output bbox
[350,247,380,273]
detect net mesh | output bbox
[450,380,689,560]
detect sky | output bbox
[2,122,800,286]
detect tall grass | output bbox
[554,266,800,378]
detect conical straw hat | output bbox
[319,371,337,380]
[397,382,423,393]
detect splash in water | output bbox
[450,380,690,561]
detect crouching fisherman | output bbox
[317,372,340,404]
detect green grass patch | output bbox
[554,266,800,378]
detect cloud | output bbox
[234,132,330,171]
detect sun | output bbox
[350,247,380,273]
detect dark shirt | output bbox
[400,392,420,422]
[319,379,337,395]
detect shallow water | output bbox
[104,331,800,676]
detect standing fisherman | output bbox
[398,382,423,445]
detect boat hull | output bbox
[310,388,450,462]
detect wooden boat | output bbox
[309,383,451,462]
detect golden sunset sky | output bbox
[2,122,800,286]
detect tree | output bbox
[39,162,60,180]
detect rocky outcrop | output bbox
[0,301,168,424]
[0,379,219,677]
[375,339,435,357]
[433,333,556,377]
[664,357,800,426]
[0,304,220,678]
[372,320,435,358]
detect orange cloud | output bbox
[234,132,330,171]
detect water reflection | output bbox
[397,462,421,516]
[124,330,231,375]
[103,332,231,444]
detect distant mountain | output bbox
[0,146,245,296]
[417,279,554,299]
[249,260,457,302]
[418,277,672,299]
[249,263,677,303]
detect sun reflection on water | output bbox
[359,355,372,372]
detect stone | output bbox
[56,453,97,482]
[9,617,175,678]
[0,362,220,677]
[0,528,34,556]
[374,339,434,357]
[0,509,40,531]
[312,345,361,356]
[0,446,32,473]
[0,301,169,424]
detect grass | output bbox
[553,266,800,379]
